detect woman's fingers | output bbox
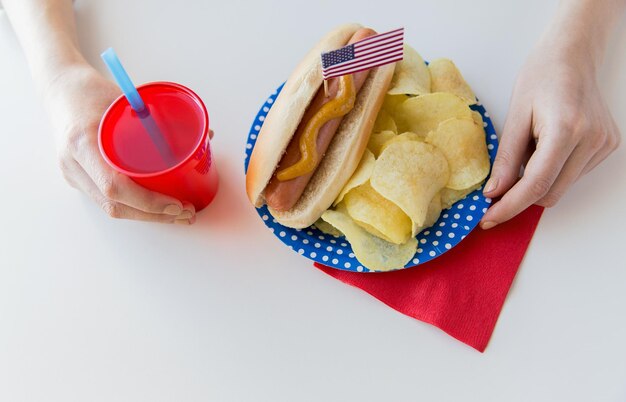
[483,119,619,227]
[536,143,594,207]
[483,94,533,198]
[175,203,197,225]
[481,135,574,228]
[74,130,193,217]
[581,119,621,176]
[63,157,185,223]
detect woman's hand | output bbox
[481,30,621,229]
[3,0,197,224]
[44,64,196,224]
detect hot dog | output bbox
[264,28,377,212]
[246,24,396,229]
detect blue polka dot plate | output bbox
[244,83,498,273]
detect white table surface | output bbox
[1,1,625,401]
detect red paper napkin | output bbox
[315,204,544,352]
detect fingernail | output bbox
[175,215,196,225]
[481,221,498,230]
[182,202,196,215]
[484,178,498,194]
[163,204,182,215]
[177,210,194,220]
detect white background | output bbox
[1,1,625,401]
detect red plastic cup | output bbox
[99,82,218,211]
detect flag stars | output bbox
[321,44,355,69]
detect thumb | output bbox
[484,97,533,198]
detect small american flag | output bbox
[321,28,404,80]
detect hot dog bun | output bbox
[246,23,362,206]
[246,24,395,228]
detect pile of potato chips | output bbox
[317,45,491,272]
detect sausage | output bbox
[264,28,377,212]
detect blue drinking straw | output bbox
[101,48,146,114]
[101,48,177,168]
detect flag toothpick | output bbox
[320,27,404,81]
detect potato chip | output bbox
[367,130,396,158]
[387,45,430,96]
[373,109,397,133]
[334,149,375,205]
[371,141,449,227]
[381,95,410,131]
[314,218,343,237]
[412,192,443,236]
[424,193,443,227]
[343,182,412,245]
[429,58,476,105]
[382,94,409,115]
[399,131,426,141]
[380,131,425,155]
[440,183,483,210]
[321,209,417,272]
[351,221,393,243]
[426,118,490,190]
[397,93,472,135]
[471,110,483,127]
